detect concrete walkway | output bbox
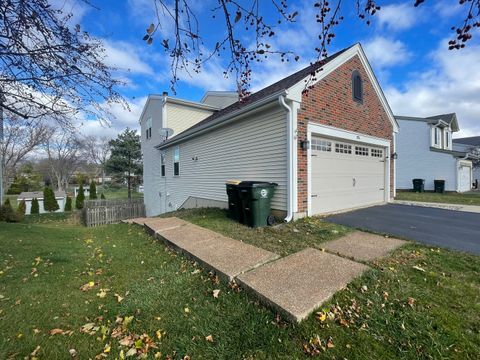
[394,200,480,214]
[128,217,405,323]
[323,231,407,261]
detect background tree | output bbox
[106,129,142,200]
[89,180,97,200]
[100,193,106,200]
[0,114,49,192]
[17,199,26,220]
[31,198,40,214]
[76,184,85,210]
[0,0,127,126]
[43,187,59,212]
[45,128,84,191]
[84,135,111,185]
[0,198,16,222]
[145,0,480,96]
[64,196,72,212]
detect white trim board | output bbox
[306,123,391,216]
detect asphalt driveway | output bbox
[326,204,480,255]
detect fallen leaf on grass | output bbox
[155,330,162,340]
[80,281,95,291]
[31,345,41,357]
[407,297,415,307]
[212,289,220,298]
[125,348,137,357]
[50,328,65,335]
[326,337,334,349]
[114,293,124,303]
[205,335,214,342]
[412,265,426,272]
[96,288,109,298]
[184,307,190,314]
[69,348,77,358]
[315,312,327,322]
[33,328,41,334]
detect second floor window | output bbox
[173,146,180,176]
[352,70,363,103]
[434,127,440,146]
[161,152,166,177]
[445,131,450,148]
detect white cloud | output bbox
[386,41,480,137]
[363,37,412,68]
[103,41,154,75]
[377,2,418,31]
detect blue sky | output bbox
[67,0,480,138]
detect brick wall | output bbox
[297,55,394,213]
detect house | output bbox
[140,43,399,219]
[453,136,480,186]
[395,114,475,192]
[17,191,66,214]
[74,186,90,198]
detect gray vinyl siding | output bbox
[201,94,238,109]
[141,98,164,216]
[396,120,458,191]
[166,103,214,136]
[158,105,288,214]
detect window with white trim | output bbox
[445,131,450,148]
[434,127,440,146]
[145,117,152,140]
[173,146,180,176]
[311,138,332,152]
[335,143,352,154]
[355,146,369,156]
[160,152,166,177]
[371,148,383,158]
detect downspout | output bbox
[278,95,294,222]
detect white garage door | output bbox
[458,164,472,192]
[311,136,386,215]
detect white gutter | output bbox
[278,95,294,222]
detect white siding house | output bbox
[17,191,66,214]
[141,44,399,219]
[396,114,474,192]
[453,136,480,185]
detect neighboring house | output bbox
[74,186,90,198]
[140,43,399,218]
[17,191,66,214]
[395,114,475,192]
[453,136,480,185]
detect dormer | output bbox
[427,113,459,150]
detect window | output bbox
[445,131,450,148]
[434,127,440,146]
[352,70,363,103]
[371,148,383,158]
[355,146,369,156]
[173,146,180,176]
[160,152,166,177]
[311,138,332,152]
[335,143,352,154]
[145,117,152,140]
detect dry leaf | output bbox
[326,337,334,348]
[205,334,214,342]
[407,297,415,307]
[69,348,77,358]
[155,330,162,340]
[412,265,426,272]
[184,307,190,314]
[316,311,327,322]
[212,289,220,299]
[114,293,124,303]
[50,328,65,335]
[31,345,41,357]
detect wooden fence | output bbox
[83,199,145,227]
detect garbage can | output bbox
[225,180,243,222]
[434,179,445,193]
[238,181,278,228]
[412,178,425,192]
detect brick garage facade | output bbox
[296,55,395,213]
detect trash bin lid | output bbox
[238,181,278,188]
[226,179,242,185]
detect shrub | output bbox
[31,198,40,214]
[0,198,18,222]
[64,196,72,212]
[17,200,26,217]
[43,187,59,212]
[100,193,106,200]
[89,180,97,199]
[76,184,85,210]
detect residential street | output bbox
[327,204,480,255]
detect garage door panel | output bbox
[310,136,387,215]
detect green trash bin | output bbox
[226,180,243,222]
[434,179,445,193]
[238,181,278,228]
[412,178,425,192]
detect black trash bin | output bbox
[434,179,445,193]
[237,181,278,228]
[225,180,243,222]
[412,178,425,192]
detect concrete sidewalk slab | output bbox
[122,218,148,226]
[237,248,368,323]
[323,231,407,262]
[394,200,480,214]
[155,222,280,281]
[143,217,189,235]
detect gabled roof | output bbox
[157,43,398,149]
[453,136,480,146]
[17,191,66,200]
[395,113,460,132]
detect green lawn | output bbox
[395,191,480,206]
[1,211,479,359]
